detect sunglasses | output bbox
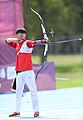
[16,30,26,34]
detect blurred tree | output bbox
[23,0,83,37]
[63,0,83,34]
[22,0,83,61]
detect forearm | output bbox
[26,39,48,48]
[32,40,47,46]
[6,38,18,43]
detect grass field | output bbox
[32,55,83,89]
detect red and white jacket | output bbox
[5,39,47,71]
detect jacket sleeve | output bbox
[26,40,47,48]
[5,40,17,48]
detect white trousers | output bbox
[15,70,39,112]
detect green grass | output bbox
[33,55,83,89]
[56,72,83,89]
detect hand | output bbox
[44,40,48,44]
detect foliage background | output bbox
[23,0,83,57]
[23,0,83,38]
[22,0,83,88]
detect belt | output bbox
[16,71,25,74]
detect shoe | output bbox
[11,88,16,93]
[34,112,39,117]
[9,112,20,117]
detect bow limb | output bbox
[30,7,49,79]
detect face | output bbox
[16,33,26,42]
